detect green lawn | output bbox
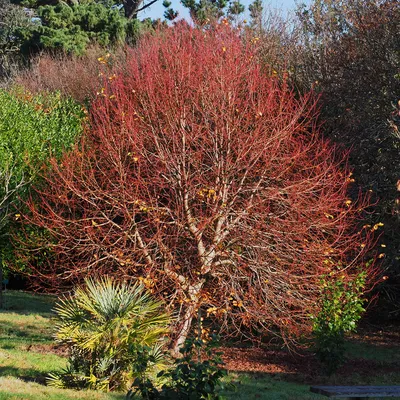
[0,290,399,400]
[0,291,124,400]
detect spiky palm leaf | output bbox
[49,276,171,391]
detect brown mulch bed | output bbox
[24,343,68,357]
[350,323,400,347]
[220,324,400,382]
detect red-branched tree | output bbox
[17,23,376,352]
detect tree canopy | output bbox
[17,24,376,352]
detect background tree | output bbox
[296,0,400,318]
[163,0,245,24]
[17,24,376,353]
[3,0,160,57]
[17,2,148,55]
[13,0,162,20]
[248,0,263,30]
[0,0,32,80]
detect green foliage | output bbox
[0,89,83,213]
[47,277,170,392]
[312,269,367,374]
[129,335,227,400]
[0,89,83,279]
[0,89,82,184]
[17,2,144,55]
[164,0,245,24]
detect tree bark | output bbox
[171,279,205,357]
[171,303,196,357]
[122,0,160,19]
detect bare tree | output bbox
[19,24,376,352]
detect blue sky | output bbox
[139,0,308,21]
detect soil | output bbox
[26,343,69,357]
[220,323,400,382]
[350,322,400,347]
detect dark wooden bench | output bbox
[310,386,400,399]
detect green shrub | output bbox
[47,277,170,392]
[129,334,227,400]
[0,89,83,281]
[0,89,83,180]
[312,269,367,374]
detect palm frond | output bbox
[50,276,172,391]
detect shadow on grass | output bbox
[222,371,319,400]
[0,319,54,347]
[0,365,49,385]
[0,291,56,316]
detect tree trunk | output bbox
[170,279,205,357]
[171,302,196,357]
[123,0,160,19]
[123,0,141,19]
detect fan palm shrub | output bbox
[48,277,170,391]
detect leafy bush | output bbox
[128,335,227,400]
[312,269,367,374]
[0,89,83,283]
[0,89,83,178]
[47,277,170,392]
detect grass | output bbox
[222,373,319,400]
[0,291,65,381]
[0,290,399,399]
[345,339,400,363]
[0,377,123,400]
[0,290,125,400]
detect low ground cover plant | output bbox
[129,335,227,400]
